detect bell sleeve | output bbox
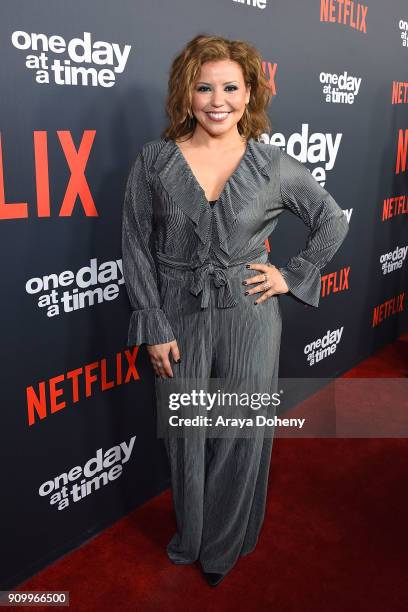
[277,148,349,307]
[121,147,176,346]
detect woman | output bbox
[121,34,349,586]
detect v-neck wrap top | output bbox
[122,137,349,346]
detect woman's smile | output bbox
[205,111,231,122]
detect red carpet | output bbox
[17,334,408,611]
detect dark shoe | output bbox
[203,571,225,587]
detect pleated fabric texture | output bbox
[121,137,349,576]
[157,252,282,574]
[121,137,349,347]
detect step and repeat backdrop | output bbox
[1,0,407,590]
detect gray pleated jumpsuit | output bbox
[121,137,349,576]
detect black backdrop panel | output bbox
[0,0,407,589]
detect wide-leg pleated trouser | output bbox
[155,250,282,575]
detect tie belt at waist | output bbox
[156,245,267,309]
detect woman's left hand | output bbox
[243,262,289,304]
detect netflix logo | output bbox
[321,266,350,297]
[395,128,408,175]
[0,130,98,219]
[382,195,408,220]
[26,347,140,426]
[320,0,368,33]
[372,292,405,327]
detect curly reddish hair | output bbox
[161,33,273,142]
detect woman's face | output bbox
[190,59,251,138]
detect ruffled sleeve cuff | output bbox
[278,256,322,308]
[127,308,176,346]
